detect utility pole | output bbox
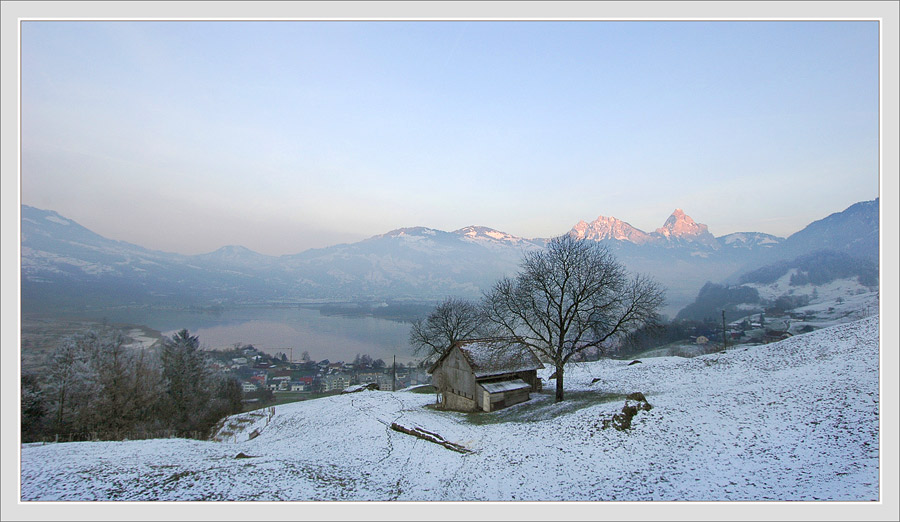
[722,310,727,351]
[392,355,396,392]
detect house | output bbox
[290,376,314,392]
[322,373,352,392]
[428,339,544,413]
[376,374,394,392]
[357,371,381,385]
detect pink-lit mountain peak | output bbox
[570,215,654,244]
[656,208,710,239]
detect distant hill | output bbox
[21,206,289,310]
[738,250,879,288]
[21,209,541,310]
[674,282,763,323]
[773,198,879,263]
[277,226,539,300]
[676,249,879,323]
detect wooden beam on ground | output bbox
[389,423,473,454]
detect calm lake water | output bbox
[54,306,418,364]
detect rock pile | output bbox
[602,392,653,431]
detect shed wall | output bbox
[441,347,478,401]
[444,391,478,412]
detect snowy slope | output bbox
[453,225,544,251]
[20,317,880,502]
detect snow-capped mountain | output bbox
[717,232,784,250]
[277,225,533,300]
[21,206,290,310]
[19,199,879,316]
[569,216,654,244]
[453,225,545,250]
[654,209,720,249]
[567,210,729,251]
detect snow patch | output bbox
[45,215,71,226]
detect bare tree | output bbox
[353,353,374,369]
[44,328,140,438]
[129,347,165,433]
[409,297,486,363]
[38,327,237,441]
[45,331,99,435]
[483,235,665,402]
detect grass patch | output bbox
[462,390,625,425]
[270,392,307,406]
[243,391,342,411]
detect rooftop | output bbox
[431,339,543,378]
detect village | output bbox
[205,345,432,408]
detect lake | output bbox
[48,305,419,364]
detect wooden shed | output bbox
[428,339,544,412]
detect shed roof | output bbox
[481,379,531,394]
[430,339,543,378]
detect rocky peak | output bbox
[654,209,719,248]
[569,215,653,244]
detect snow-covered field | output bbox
[20,317,881,504]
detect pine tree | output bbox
[161,329,212,434]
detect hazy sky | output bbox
[20,21,880,256]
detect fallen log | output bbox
[389,423,473,454]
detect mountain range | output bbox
[571,209,727,250]
[20,199,879,317]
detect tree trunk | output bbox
[555,365,565,402]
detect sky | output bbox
[20,20,880,256]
